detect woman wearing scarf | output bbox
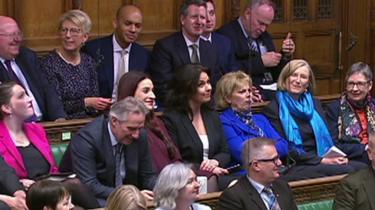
[263,59,367,180]
[215,71,288,168]
[325,62,373,164]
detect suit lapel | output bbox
[102,36,115,92]
[0,122,27,174]
[0,61,11,81]
[176,33,192,64]
[202,111,215,158]
[238,177,268,210]
[102,118,116,185]
[180,113,203,155]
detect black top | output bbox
[18,143,50,179]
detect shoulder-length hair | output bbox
[215,71,252,110]
[277,59,316,93]
[165,64,211,115]
[153,163,193,210]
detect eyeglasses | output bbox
[346,81,370,89]
[250,155,280,165]
[0,31,23,39]
[59,27,82,36]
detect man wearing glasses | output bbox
[0,16,66,121]
[219,138,298,210]
[325,62,373,164]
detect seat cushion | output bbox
[51,143,69,166]
[297,200,333,210]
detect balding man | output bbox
[219,0,295,100]
[0,16,66,121]
[84,5,150,100]
[219,138,298,210]
[334,130,375,210]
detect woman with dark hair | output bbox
[27,180,73,210]
[325,62,373,163]
[0,82,99,208]
[263,59,367,180]
[163,64,230,192]
[117,71,181,173]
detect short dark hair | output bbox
[248,0,276,9]
[0,81,17,120]
[26,180,70,210]
[165,64,211,115]
[180,0,206,16]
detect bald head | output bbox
[0,16,22,60]
[113,5,143,49]
[116,5,142,21]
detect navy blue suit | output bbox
[218,20,289,100]
[150,32,219,105]
[210,32,239,74]
[83,35,150,98]
[0,47,66,121]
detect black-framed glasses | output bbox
[250,155,280,165]
[346,81,370,89]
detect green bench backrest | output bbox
[51,143,69,166]
[298,200,333,210]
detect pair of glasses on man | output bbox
[59,27,82,36]
[346,81,370,89]
[0,31,23,39]
[250,155,280,165]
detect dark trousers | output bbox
[282,160,367,181]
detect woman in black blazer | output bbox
[163,64,230,192]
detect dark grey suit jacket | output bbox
[219,176,298,210]
[334,167,375,210]
[66,115,156,200]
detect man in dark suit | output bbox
[218,0,295,100]
[334,131,375,210]
[66,97,156,207]
[201,0,239,74]
[0,156,27,210]
[0,16,66,121]
[84,5,150,100]
[150,0,219,105]
[219,138,298,210]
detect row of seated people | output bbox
[0,0,295,121]
[2,134,374,210]
[0,57,373,208]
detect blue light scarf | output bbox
[277,91,333,157]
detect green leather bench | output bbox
[298,200,333,210]
[51,143,69,166]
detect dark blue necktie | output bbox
[4,60,24,87]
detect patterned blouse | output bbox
[40,50,99,119]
